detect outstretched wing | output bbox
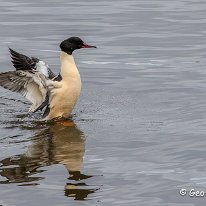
[0,48,62,113]
[0,70,47,110]
[9,48,56,79]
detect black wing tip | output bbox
[9,47,21,60]
[31,57,39,62]
[8,46,13,52]
[8,47,18,56]
[8,48,35,71]
[8,47,13,52]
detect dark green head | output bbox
[60,37,96,55]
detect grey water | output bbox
[1,0,206,205]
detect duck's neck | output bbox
[60,51,80,80]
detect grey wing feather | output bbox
[0,71,47,107]
[0,71,30,94]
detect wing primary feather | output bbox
[9,48,37,71]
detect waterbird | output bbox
[0,37,96,120]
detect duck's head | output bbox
[60,37,96,55]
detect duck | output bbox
[0,37,96,120]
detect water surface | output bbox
[1,0,206,205]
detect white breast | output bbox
[46,52,82,119]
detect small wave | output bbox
[82,61,163,66]
[137,169,175,174]
[82,61,119,65]
[125,62,162,66]
[29,49,60,53]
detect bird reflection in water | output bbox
[0,120,98,200]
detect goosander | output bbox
[0,37,96,120]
